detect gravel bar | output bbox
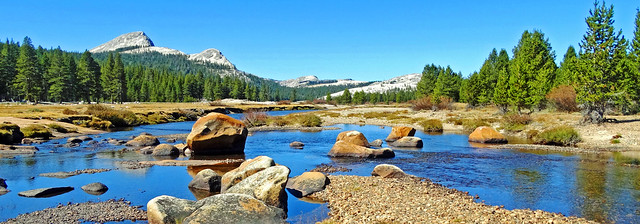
[1,199,146,224]
[312,175,596,224]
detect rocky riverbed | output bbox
[0,199,146,224]
[312,175,597,223]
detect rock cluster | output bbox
[385,126,416,142]
[148,156,290,223]
[125,135,160,147]
[468,126,507,143]
[385,126,424,148]
[328,131,394,158]
[186,113,248,155]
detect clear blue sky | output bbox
[1,0,638,81]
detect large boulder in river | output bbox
[328,140,395,158]
[147,195,200,224]
[81,182,108,195]
[152,144,179,156]
[125,135,160,147]
[183,193,286,224]
[188,169,221,192]
[0,178,8,193]
[286,171,329,198]
[336,130,370,147]
[385,126,416,142]
[225,165,290,209]
[186,113,248,155]
[221,156,275,192]
[389,136,423,148]
[371,164,411,178]
[468,126,507,144]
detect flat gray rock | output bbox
[81,182,108,195]
[18,187,74,198]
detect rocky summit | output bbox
[90,31,154,53]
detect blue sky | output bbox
[1,1,638,81]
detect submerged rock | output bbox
[188,169,221,192]
[286,171,329,197]
[289,141,304,149]
[328,140,394,158]
[468,126,507,144]
[385,126,416,142]
[183,193,285,224]
[389,136,423,148]
[225,165,290,209]
[186,113,248,155]
[18,187,74,198]
[221,156,275,192]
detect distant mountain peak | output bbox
[189,48,234,68]
[90,31,154,53]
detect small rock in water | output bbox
[188,169,221,192]
[81,182,108,195]
[286,171,330,197]
[140,146,153,155]
[67,137,83,144]
[78,136,93,141]
[166,138,176,143]
[289,141,304,149]
[18,187,74,198]
[152,144,179,156]
[369,139,383,147]
[388,136,423,148]
[0,178,8,193]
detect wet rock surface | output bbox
[125,135,160,147]
[18,187,74,198]
[152,144,179,156]
[2,199,146,224]
[388,136,424,148]
[39,168,112,178]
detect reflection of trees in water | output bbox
[512,168,545,206]
[576,154,610,222]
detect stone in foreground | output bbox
[371,164,411,178]
[225,165,290,209]
[184,193,285,224]
[389,136,424,148]
[385,126,416,142]
[186,113,248,155]
[468,126,507,144]
[286,171,330,197]
[125,135,160,147]
[81,182,108,195]
[221,156,275,192]
[18,187,74,198]
[328,140,395,158]
[147,195,200,224]
[188,169,221,192]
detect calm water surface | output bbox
[1,111,640,223]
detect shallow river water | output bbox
[1,111,640,223]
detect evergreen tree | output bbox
[493,49,510,112]
[340,88,352,104]
[114,53,126,103]
[432,66,461,102]
[14,37,42,102]
[576,1,626,123]
[289,89,296,102]
[476,49,499,104]
[507,30,557,112]
[0,40,19,100]
[101,53,117,102]
[555,46,579,87]
[416,64,439,98]
[47,49,65,102]
[326,91,332,102]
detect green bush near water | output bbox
[84,104,141,127]
[21,125,53,139]
[419,119,443,132]
[535,126,581,146]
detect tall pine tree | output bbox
[14,37,42,102]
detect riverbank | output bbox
[0,199,146,224]
[313,105,640,152]
[312,175,596,224]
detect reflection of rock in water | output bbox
[287,203,329,224]
[189,187,215,200]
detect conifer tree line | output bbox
[415,1,640,123]
[333,88,416,105]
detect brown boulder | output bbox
[152,144,179,156]
[371,164,411,178]
[389,136,423,148]
[221,156,275,192]
[336,130,370,147]
[385,126,416,142]
[328,140,394,158]
[125,135,160,147]
[468,126,507,143]
[186,113,248,155]
[286,171,329,197]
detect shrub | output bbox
[0,123,23,144]
[419,119,443,132]
[87,118,113,129]
[435,96,452,111]
[268,116,290,126]
[526,130,539,140]
[62,108,79,115]
[146,113,169,124]
[535,126,581,146]
[411,96,433,111]
[546,85,578,113]
[502,113,532,132]
[242,110,268,127]
[21,125,53,139]
[28,108,44,113]
[462,119,489,132]
[299,114,323,127]
[84,104,141,127]
[446,117,464,125]
[46,123,75,133]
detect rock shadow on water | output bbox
[189,187,216,200]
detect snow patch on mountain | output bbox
[329,73,421,97]
[90,31,154,53]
